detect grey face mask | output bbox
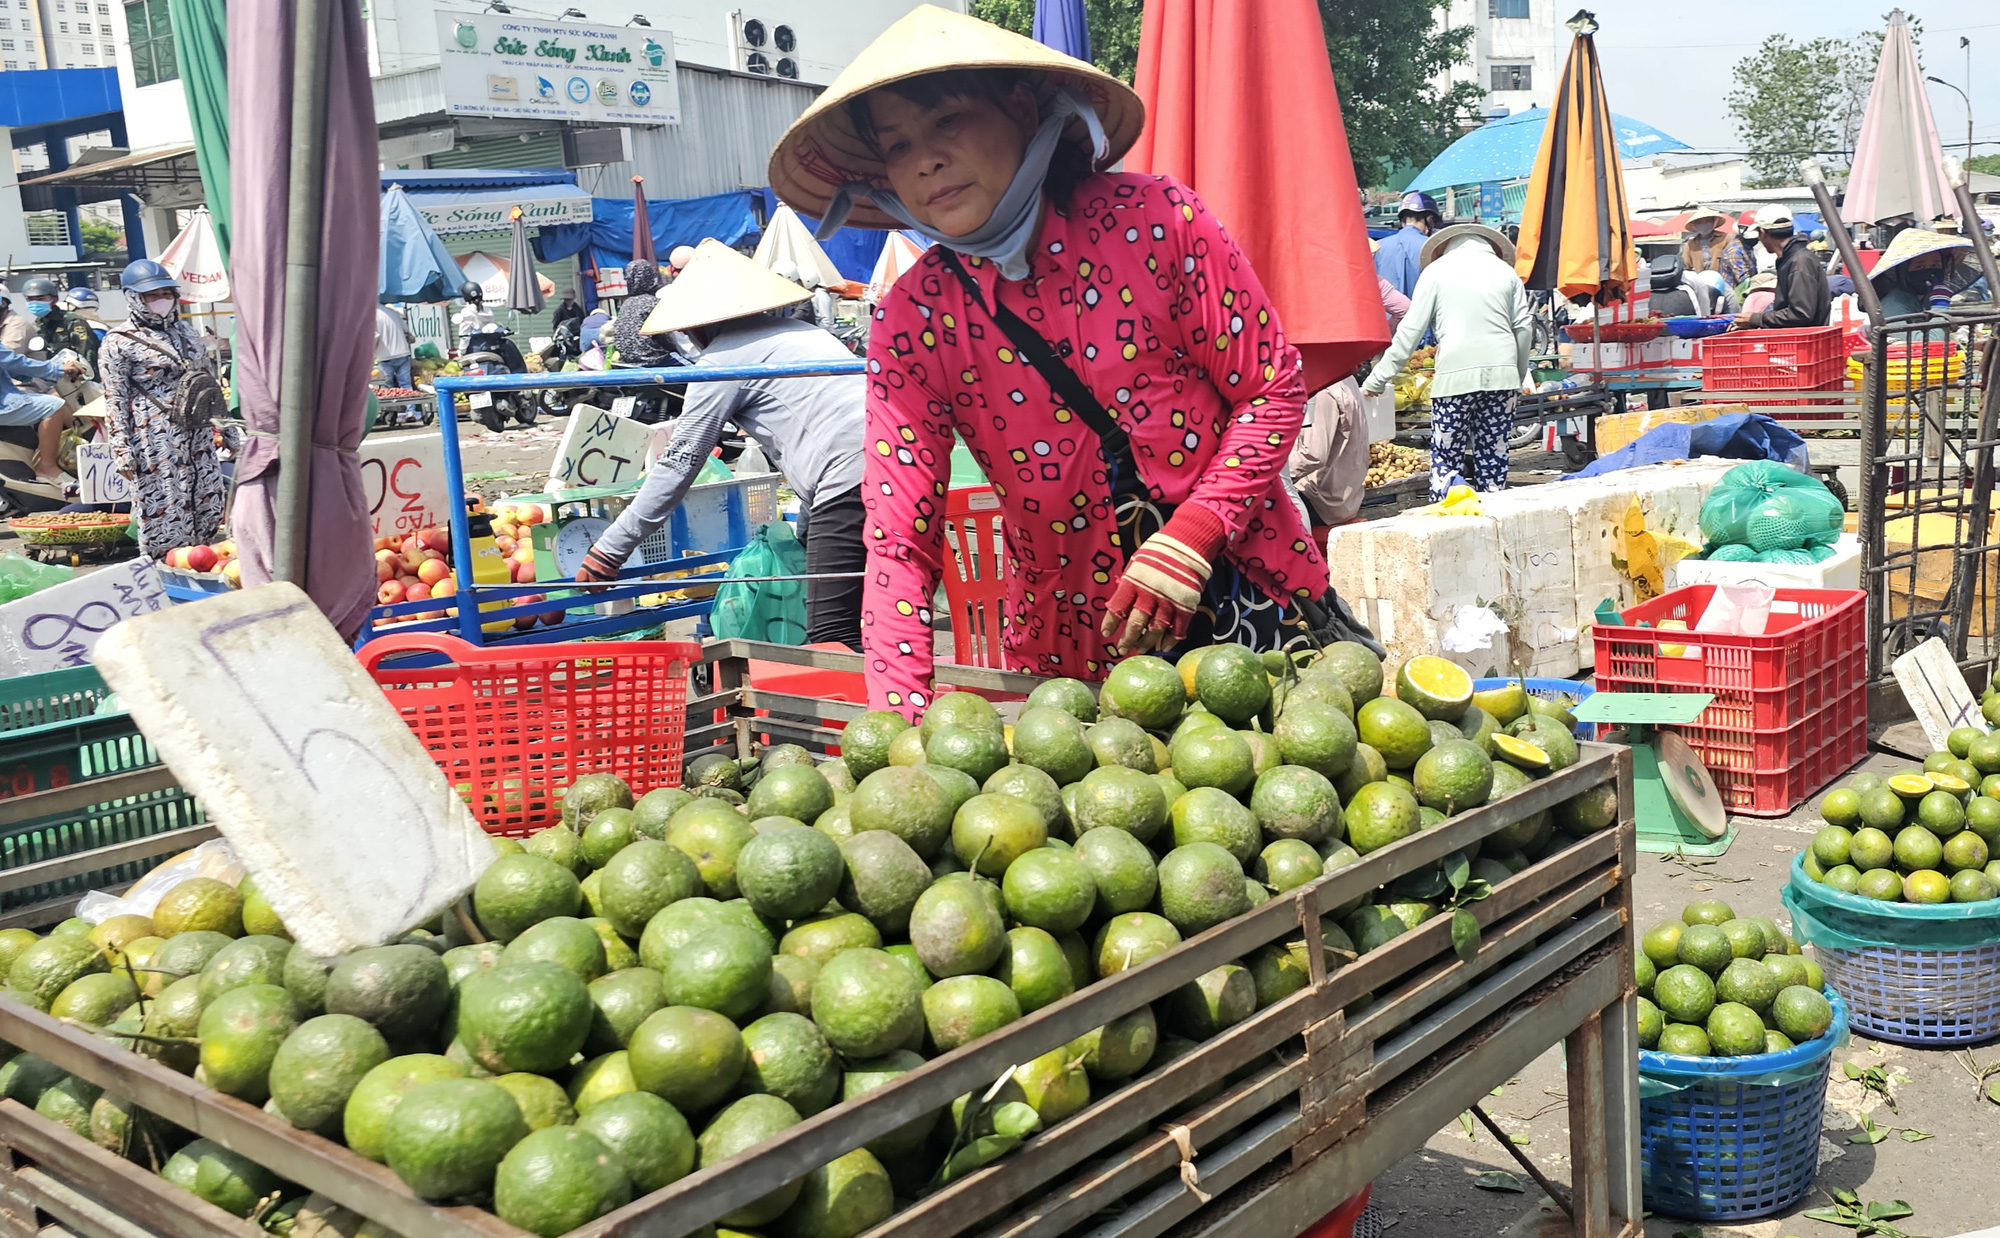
[815,90,1108,281]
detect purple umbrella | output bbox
[228,0,378,638]
[1032,0,1090,60]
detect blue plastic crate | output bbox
[0,666,205,914]
[1470,677,1595,739]
[1638,988,1847,1221]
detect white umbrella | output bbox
[457,250,555,306]
[866,231,928,303]
[1844,9,1955,226]
[159,206,230,303]
[754,204,845,288]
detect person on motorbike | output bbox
[15,277,99,369]
[0,299,84,483]
[611,259,675,367]
[576,240,867,650]
[98,260,224,553]
[551,287,586,339]
[454,280,525,371]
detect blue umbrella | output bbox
[1409,106,1687,194]
[1032,0,1089,60]
[379,183,463,303]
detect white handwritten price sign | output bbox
[75,441,133,505]
[359,432,452,537]
[0,557,166,676]
[93,582,495,956]
[548,406,653,491]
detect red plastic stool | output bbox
[1301,1185,1372,1238]
[942,486,1014,669]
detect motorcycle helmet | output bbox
[458,280,485,305]
[1397,191,1442,221]
[64,287,96,305]
[20,277,59,300]
[120,259,178,295]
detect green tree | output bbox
[1966,154,2000,177]
[1839,14,1923,158]
[972,0,1478,189]
[1728,35,1846,186]
[78,218,121,254]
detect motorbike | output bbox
[459,328,537,432]
[0,355,103,516]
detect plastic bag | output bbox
[1782,854,2000,951]
[0,554,74,604]
[1698,461,1844,553]
[708,522,808,644]
[75,838,243,924]
[694,454,735,486]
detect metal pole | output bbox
[1800,159,1884,325]
[273,0,332,586]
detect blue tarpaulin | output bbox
[756,189,887,283]
[1569,413,1811,478]
[536,189,761,267]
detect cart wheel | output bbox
[1813,466,1850,510]
[1560,436,1595,470]
[478,404,507,433]
[1507,420,1541,451]
[419,407,436,427]
[514,402,538,428]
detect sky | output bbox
[1583,0,1999,160]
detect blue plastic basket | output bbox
[1663,316,1736,338]
[1638,987,1847,1221]
[1470,677,1595,739]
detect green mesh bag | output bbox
[1708,543,1760,562]
[1700,462,1845,554]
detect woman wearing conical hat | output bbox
[770,6,1377,715]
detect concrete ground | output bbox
[1372,744,2000,1238]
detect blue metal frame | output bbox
[421,361,866,646]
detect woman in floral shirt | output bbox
[769,9,1374,715]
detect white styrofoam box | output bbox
[1519,477,1644,668]
[0,558,167,676]
[1572,343,1597,370]
[1641,338,1673,368]
[1463,490,1583,679]
[1593,289,1650,324]
[1324,514,1511,681]
[1669,533,1862,592]
[1670,337,1699,363]
[1598,342,1631,371]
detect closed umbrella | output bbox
[379,183,462,303]
[169,0,229,257]
[1515,11,1636,304]
[507,206,545,315]
[1128,0,1388,391]
[1032,0,1089,60]
[1844,9,1954,226]
[630,175,656,264]
[228,0,378,637]
[754,204,845,288]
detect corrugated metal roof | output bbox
[377,167,577,190]
[375,66,446,127]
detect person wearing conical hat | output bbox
[1680,207,1752,287]
[574,240,867,649]
[769,5,1377,715]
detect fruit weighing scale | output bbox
[1570,692,1735,856]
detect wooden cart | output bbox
[0,640,1643,1238]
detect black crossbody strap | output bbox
[936,249,1132,464]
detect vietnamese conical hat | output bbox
[641,239,810,336]
[767,4,1144,230]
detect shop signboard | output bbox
[359,433,452,539]
[0,557,166,676]
[435,11,680,127]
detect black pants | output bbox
[795,484,864,651]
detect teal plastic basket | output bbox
[0,666,204,916]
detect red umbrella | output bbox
[631,175,656,264]
[1127,0,1387,391]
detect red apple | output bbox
[540,605,565,626]
[373,536,396,553]
[420,548,445,563]
[493,534,516,555]
[377,582,402,605]
[419,527,451,554]
[403,582,432,604]
[517,506,545,526]
[417,559,451,586]
[377,558,396,583]
[431,577,458,598]
[494,520,519,540]
[397,550,426,574]
[510,560,537,583]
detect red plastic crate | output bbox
[1700,326,1847,411]
[1595,586,1866,816]
[358,632,702,835]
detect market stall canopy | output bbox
[867,230,931,303]
[377,168,592,237]
[1129,0,1389,390]
[379,182,463,303]
[1410,106,1687,196]
[459,251,554,305]
[1629,212,1692,238]
[159,206,230,303]
[755,204,844,289]
[1843,8,1954,226]
[535,188,760,298]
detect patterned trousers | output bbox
[1428,389,1516,500]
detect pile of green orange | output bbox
[1636,901,1835,1057]
[0,641,1618,1238]
[1803,727,2000,904]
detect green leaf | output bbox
[1451,908,1481,964]
[1843,1061,1866,1080]
[1462,878,1493,901]
[1986,1079,2000,1105]
[1445,852,1471,892]
[1898,1128,1933,1142]
[1847,1124,1888,1144]
[1472,1171,1524,1193]
[1865,1202,1914,1222]
[1802,1208,1852,1224]
[1459,1111,1475,1138]
[1509,1132,1531,1145]
[1834,1188,1860,1206]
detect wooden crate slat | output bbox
[1075,1109,1300,1238]
[0,1101,262,1238]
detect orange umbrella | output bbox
[1515,11,1635,303]
[1127,0,1388,390]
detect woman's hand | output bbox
[1099,508,1226,656]
[575,546,622,583]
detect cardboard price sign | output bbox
[92,583,496,956]
[359,433,452,537]
[549,406,653,491]
[75,441,133,505]
[0,557,166,676]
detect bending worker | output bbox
[575,241,866,650]
[768,8,1377,714]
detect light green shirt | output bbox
[1364,236,1534,398]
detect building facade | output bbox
[1439,0,1557,114]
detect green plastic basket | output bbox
[0,666,205,916]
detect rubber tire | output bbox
[513,402,538,428]
[478,403,507,433]
[1507,419,1541,450]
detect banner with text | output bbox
[436,11,680,126]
